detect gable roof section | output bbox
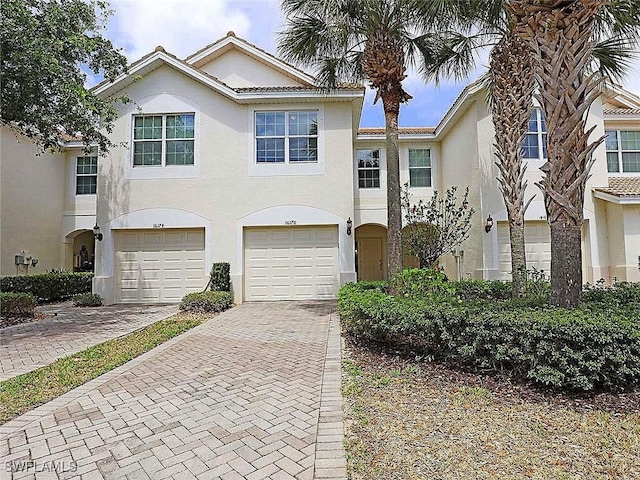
[92,43,363,103]
[93,46,237,99]
[185,32,318,87]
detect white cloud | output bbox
[106,0,257,61]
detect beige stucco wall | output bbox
[94,64,358,303]
[199,49,301,88]
[439,99,484,280]
[0,128,66,275]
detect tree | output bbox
[508,0,640,307]
[0,0,128,152]
[278,0,467,282]
[422,0,639,303]
[489,29,537,297]
[401,183,475,269]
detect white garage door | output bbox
[244,226,339,301]
[498,221,551,280]
[115,229,205,303]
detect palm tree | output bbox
[278,0,469,282]
[423,0,639,303]
[489,30,537,297]
[507,0,640,307]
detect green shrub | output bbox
[72,293,103,307]
[209,263,231,292]
[180,291,233,313]
[0,292,37,317]
[0,272,93,302]
[452,279,512,300]
[583,282,640,308]
[392,268,455,301]
[338,281,640,392]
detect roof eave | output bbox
[593,190,640,205]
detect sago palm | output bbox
[278,0,470,281]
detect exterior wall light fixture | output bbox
[346,217,353,236]
[93,223,104,241]
[484,215,493,233]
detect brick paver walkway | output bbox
[1,304,178,381]
[0,302,346,480]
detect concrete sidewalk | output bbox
[0,302,346,480]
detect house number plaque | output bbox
[285,220,297,225]
[153,223,165,228]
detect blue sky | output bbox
[99,0,640,128]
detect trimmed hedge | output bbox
[1,272,93,302]
[210,263,231,292]
[0,292,37,317]
[72,293,103,307]
[179,291,233,313]
[338,281,640,392]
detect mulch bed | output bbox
[0,311,51,329]
[343,340,640,480]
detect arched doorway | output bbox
[64,230,95,272]
[355,224,387,281]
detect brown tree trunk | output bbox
[509,220,527,296]
[384,103,402,282]
[490,31,536,298]
[509,0,606,308]
[550,223,582,307]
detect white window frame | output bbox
[523,108,547,164]
[248,106,325,177]
[605,129,640,174]
[408,148,432,188]
[254,110,319,164]
[357,149,381,189]
[75,156,98,195]
[132,113,195,168]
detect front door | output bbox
[358,237,384,281]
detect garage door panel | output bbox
[498,222,551,280]
[115,228,205,303]
[244,226,339,301]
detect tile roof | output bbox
[603,108,640,115]
[358,127,436,135]
[594,177,640,196]
[236,84,362,93]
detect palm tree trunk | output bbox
[490,31,536,298]
[384,98,402,282]
[509,221,527,295]
[509,0,606,308]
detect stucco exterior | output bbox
[2,33,639,302]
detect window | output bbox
[408,149,431,187]
[133,114,195,167]
[357,149,380,188]
[606,130,640,173]
[255,110,318,163]
[76,156,97,195]
[522,109,547,160]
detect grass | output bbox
[0,312,208,424]
[343,343,640,480]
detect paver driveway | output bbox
[0,302,345,480]
[1,304,178,381]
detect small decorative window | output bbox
[357,149,380,188]
[255,110,318,163]
[133,114,195,167]
[408,149,432,187]
[522,109,547,160]
[605,130,640,173]
[76,156,97,195]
